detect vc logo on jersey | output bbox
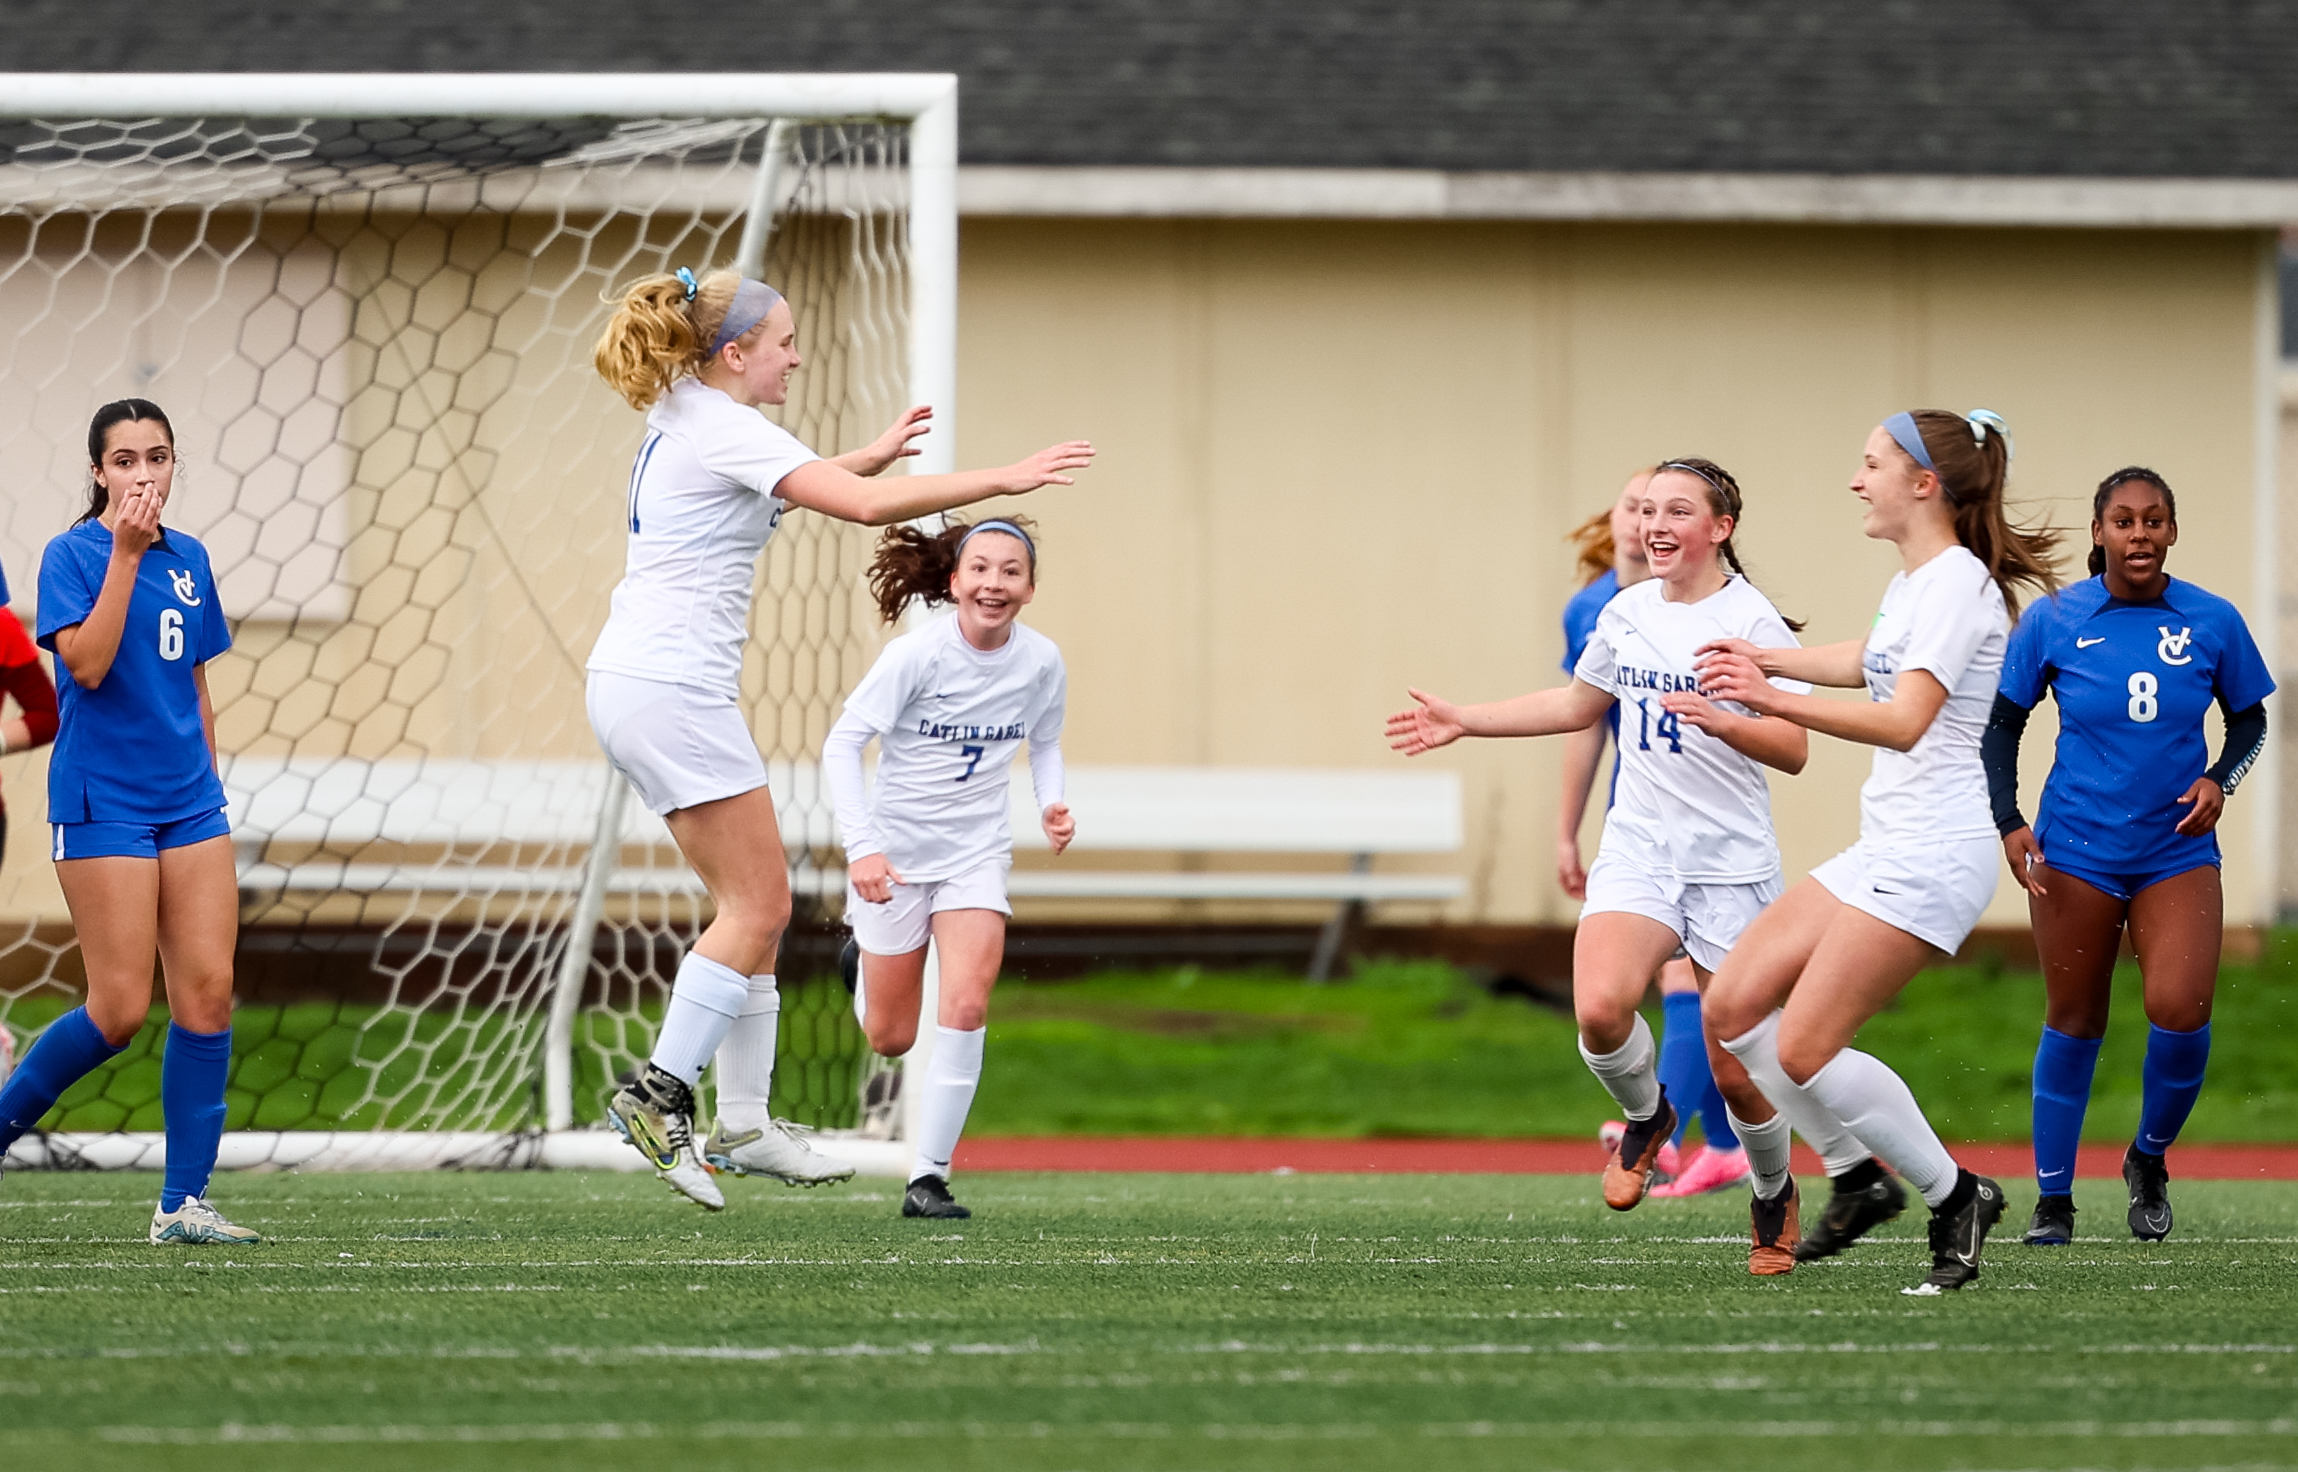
[168,568,202,607]
[2156,626,2193,666]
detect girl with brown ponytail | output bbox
[583,265,1093,1210]
[826,517,1071,1220]
[1695,409,2061,1295]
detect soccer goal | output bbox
[0,74,955,1174]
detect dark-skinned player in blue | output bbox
[1984,466,2272,1246]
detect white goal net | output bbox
[0,76,954,1172]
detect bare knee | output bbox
[85,1000,146,1048]
[864,1016,917,1057]
[1776,1037,1834,1088]
[1573,993,1640,1054]
[2143,993,2212,1033]
[2044,996,2110,1039]
[942,997,990,1033]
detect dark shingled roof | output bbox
[6,1,2297,178]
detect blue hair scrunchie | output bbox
[674,266,699,301]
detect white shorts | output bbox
[1811,834,1998,954]
[585,670,768,817]
[1580,853,1781,973]
[847,857,1013,956]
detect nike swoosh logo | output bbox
[2076,636,2106,648]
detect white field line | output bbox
[35,1416,2298,1446]
[0,1340,2288,1361]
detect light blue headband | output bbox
[1883,409,2013,506]
[708,277,784,357]
[1882,411,1935,474]
[959,518,1036,563]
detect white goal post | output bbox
[0,73,956,1176]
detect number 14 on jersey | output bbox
[1635,698,1682,753]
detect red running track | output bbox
[952,1137,2298,1181]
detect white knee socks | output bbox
[712,973,780,1132]
[1578,1012,1662,1122]
[1804,1048,1960,1207]
[910,1024,985,1183]
[1719,1010,1874,1178]
[1728,1106,1793,1200]
[650,951,751,1086]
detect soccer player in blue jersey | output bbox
[1985,466,2271,1246]
[1561,472,1750,1200]
[0,399,256,1245]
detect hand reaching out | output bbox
[1386,689,1466,755]
[1691,648,1778,714]
[842,406,933,477]
[1657,689,1733,734]
[999,441,1096,495]
[1041,803,1075,855]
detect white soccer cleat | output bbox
[705,1120,856,1187]
[607,1064,725,1211]
[150,1195,261,1246]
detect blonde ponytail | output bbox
[593,268,744,410]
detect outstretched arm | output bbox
[1695,648,1948,753]
[1386,680,1614,756]
[1698,636,1867,689]
[776,439,1094,527]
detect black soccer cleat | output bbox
[2124,1145,2173,1242]
[839,936,861,994]
[1793,1160,1907,1262]
[1906,1171,2005,1295]
[902,1174,972,1220]
[2022,1193,2076,1246]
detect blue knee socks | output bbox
[161,1024,233,1212]
[2031,1026,2103,1196]
[1657,992,1724,1148]
[0,1007,126,1153]
[2136,1022,2211,1157]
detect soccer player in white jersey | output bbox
[825,517,1070,1219]
[1389,460,1843,1274]
[586,266,1092,1208]
[1695,409,2061,1293]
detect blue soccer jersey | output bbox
[1561,568,1625,803]
[37,521,232,825]
[1998,575,2274,874]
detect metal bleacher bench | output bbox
[225,758,1464,980]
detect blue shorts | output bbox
[2043,853,2218,903]
[51,808,231,861]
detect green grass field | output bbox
[2,1170,2294,1471]
[973,948,2298,1142]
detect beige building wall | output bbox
[958,219,2278,928]
[0,212,2279,933]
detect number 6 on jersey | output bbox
[158,606,184,661]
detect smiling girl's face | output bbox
[949,530,1035,648]
[1638,469,1730,585]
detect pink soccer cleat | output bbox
[1648,1144,1752,1198]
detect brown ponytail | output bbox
[1906,409,2062,618]
[593,268,746,410]
[1651,457,1805,631]
[866,516,1039,624]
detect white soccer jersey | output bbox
[826,613,1068,883]
[1572,575,1810,884]
[1855,544,2008,844]
[585,378,820,698]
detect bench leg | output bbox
[1308,854,1373,983]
